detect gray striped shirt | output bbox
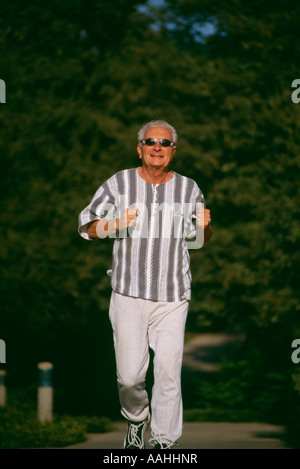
[78,168,205,302]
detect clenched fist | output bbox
[197,205,211,230]
[119,208,139,230]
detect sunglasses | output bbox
[140,138,175,147]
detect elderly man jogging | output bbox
[78,120,212,449]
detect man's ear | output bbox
[137,143,142,159]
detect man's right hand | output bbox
[119,208,138,230]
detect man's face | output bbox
[137,126,176,171]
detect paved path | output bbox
[65,421,288,449]
[182,332,246,373]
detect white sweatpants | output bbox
[109,291,188,445]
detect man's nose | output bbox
[153,141,162,150]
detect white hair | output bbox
[137,120,178,144]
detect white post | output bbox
[0,370,6,406]
[37,362,53,422]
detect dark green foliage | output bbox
[192,353,293,424]
[0,388,114,448]
[0,406,114,449]
[0,410,86,449]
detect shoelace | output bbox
[149,436,178,449]
[127,421,146,448]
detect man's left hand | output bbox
[197,206,211,229]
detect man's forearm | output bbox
[87,219,119,239]
[87,208,138,239]
[203,224,213,246]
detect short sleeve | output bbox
[78,181,116,240]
